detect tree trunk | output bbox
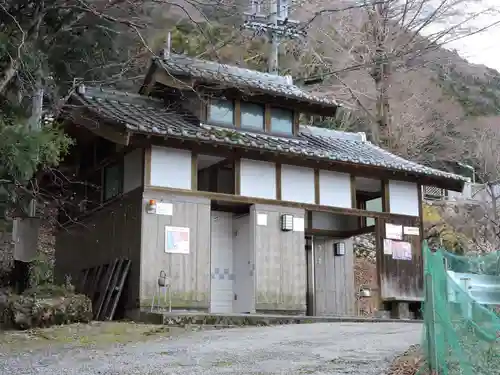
[372,54,391,146]
[0,61,18,94]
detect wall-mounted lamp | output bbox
[281,214,294,231]
[146,199,157,214]
[334,242,346,256]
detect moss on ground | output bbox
[0,321,192,353]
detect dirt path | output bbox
[0,322,421,374]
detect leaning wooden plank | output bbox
[95,260,118,320]
[99,259,124,320]
[89,265,104,302]
[105,259,131,321]
[78,268,90,294]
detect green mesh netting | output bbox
[421,243,500,375]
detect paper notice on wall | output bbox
[383,239,393,255]
[403,226,420,236]
[156,202,173,216]
[392,241,412,261]
[293,217,305,232]
[385,223,403,240]
[256,213,268,226]
[165,226,190,254]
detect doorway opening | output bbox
[209,202,255,314]
[305,210,377,317]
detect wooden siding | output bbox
[314,237,356,316]
[252,204,306,313]
[55,188,143,309]
[375,216,423,301]
[141,189,211,309]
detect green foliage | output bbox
[0,121,72,183]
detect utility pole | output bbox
[243,0,305,74]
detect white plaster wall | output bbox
[240,159,276,199]
[150,146,192,189]
[123,148,143,193]
[319,170,352,208]
[388,180,419,216]
[281,164,315,204]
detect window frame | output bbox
[102,161,124,202]
[269,106,294,136]
[207,98,236,127]
[205,97,298,137]
[240,101,265,131]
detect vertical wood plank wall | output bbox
[140,189,211,309]
[55,188,143,309]
[251,204,306,313]
[376,216,423,301]
[314,237,356,316]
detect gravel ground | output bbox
[1,322,421,375]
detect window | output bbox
[103,163,123,201]
[241,102,264,131]
[270,107,293,135]
[208,99,234,126]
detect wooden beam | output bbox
[306,225,375,238]
[144,147,152,186]
[276,163,282,200]
[234,100,241,128]
[191,153,198,190]
[293,110,300,136]
[154,70,197,91]
[234,157,241,195]
[314,169,320,204]
[75,115,131,146]
[306,210,313,230]
[265,104,272,133]
[145,185,420,221]
[382,180,390,213]
[350,174,357,209]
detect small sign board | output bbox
[156,202,173,216]
[257,213,268,226]
[165,226,190,254]
[385,223,403,240]
[391,241,412,261]
[403,226,420,236]
[293,217,305,232]
[383,239,393,255]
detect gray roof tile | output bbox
[70,87,466,185]
[157,54,339,109]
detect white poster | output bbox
[256,213,268,226]
[165,226,190,254]
[403,226,420,236]
[385,223,403,240]
[383,239,393,255]
[293,217,305,232]
[156,202,173,216]
[392,241,412,261]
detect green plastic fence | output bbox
[421,243,500,374]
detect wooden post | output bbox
[425,272,438,373]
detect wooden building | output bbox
[54,54,466,318]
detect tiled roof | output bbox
[156,54,339,109]
[69,87,467,186]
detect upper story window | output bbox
[241,102,264,131]
[270,107,293,135]
[208,99,234,126]
[206,99,295,136]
